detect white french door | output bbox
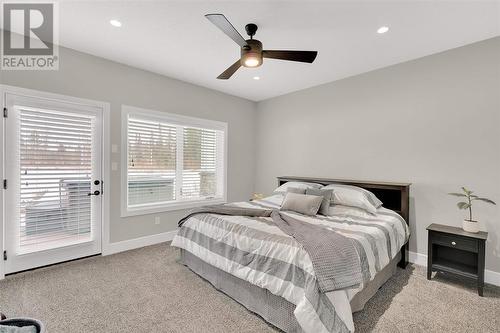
[3,92,103,274]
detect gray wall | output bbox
[1,46,257,243]
[2,36,499,274]
[255,37,500,273]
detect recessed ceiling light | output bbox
[110,19,122,27]
[253,76,260,80]
[377,26,389,34]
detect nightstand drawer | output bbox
[432,232,478,253]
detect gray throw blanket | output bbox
[179,205,362,292]
[178,205,273,226]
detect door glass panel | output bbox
[17,107,95,254]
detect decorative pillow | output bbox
[280,192,323,216]
[322,184,381,214]
[286,187,306,194]
[305,188,333,215]
[274,181,323,194]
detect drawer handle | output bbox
[451,241,456,246]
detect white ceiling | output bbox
[56,1,499,101]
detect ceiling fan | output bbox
[205,14,318,79]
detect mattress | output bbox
[171,194,409,333]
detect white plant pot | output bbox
[462,219,479,233]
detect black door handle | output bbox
[88,190,100,196]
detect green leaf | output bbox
[448,192,467,197]
[461,187,473,195]
[473,197,496,205]
[457,202,471,209]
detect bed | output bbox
[171,176,410,333]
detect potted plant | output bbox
[449,187,496,233]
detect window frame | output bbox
[120,105,227,217]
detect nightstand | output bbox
[427,223,487,296]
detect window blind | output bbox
[18,108,95,253]
[127,117,177,206]
[126,113,225,211]
[182,127,218,199]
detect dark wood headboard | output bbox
[277,176,411,268]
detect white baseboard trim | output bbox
[409,251,428,267]
[0,231,178,280]
[409,251,500,287]
[485,270,500,287]
[102,230,177,256]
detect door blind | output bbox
[17,107,95,254]
[126,114,225,210]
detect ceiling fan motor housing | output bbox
[245,23,258,38]
[241,39,263,67]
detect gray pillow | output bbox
[306,188,333,215]
[280,192,323,216]
[286,187,306,194]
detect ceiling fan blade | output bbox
[205,14,248,48]
[217,60,242,79]
[262,50,318,63]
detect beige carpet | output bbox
[0,244,498,333]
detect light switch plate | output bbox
[111,144,118,153]
[111,162,118,171]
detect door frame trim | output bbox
[0,84,111,279]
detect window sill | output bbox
[121,198,226,217]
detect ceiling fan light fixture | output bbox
[244,57,260,67]
[241,51,262,68]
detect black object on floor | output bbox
[0,317,45,333]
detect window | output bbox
[121,106,227,216]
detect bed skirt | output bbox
[179,249,400,332]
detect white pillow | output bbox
[323,184,381,214]
[274,181,323,194]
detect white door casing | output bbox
[1,86,110,275]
